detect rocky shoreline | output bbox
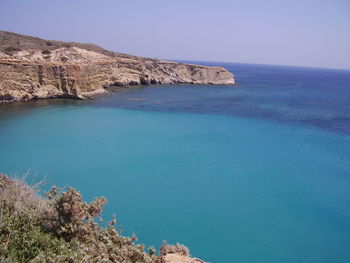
[0,31,235,103]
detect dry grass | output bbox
[0,173,48,216]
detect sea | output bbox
[1,62,350,263]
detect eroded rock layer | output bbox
[0,31,235,102]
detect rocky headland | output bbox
[0,31,234,103]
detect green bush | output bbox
[0,210,69,262]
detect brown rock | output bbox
[162,254,206,263]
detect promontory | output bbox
[0,31,235,103]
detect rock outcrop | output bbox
[162,254,206,263]
[0,31,235,103]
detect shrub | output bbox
[0,210,69,262]
[42,49,51,55]
[159,241,190,256]
[60,56,68,62]
[41,186,107,242]
[0,174,154,263]
[0,174,66,262]
[4,46,21,52]
[0,174,193,263]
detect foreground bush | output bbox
[0,174,190,263]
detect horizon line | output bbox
[164,58,350,72]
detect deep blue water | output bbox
[1,63,350,263]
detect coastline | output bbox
[0,31,235,104]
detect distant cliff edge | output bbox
[0,31,235,103]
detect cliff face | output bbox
[0,31,235,103]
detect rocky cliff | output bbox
[0,31,234,103]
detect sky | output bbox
[0,0,349,69]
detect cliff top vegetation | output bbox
[0,174,194,263]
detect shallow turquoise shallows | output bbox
[1,63,350,263]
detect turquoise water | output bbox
[1,63,350,262]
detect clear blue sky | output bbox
[1,0,349,69]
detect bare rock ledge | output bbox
[0,31,235,103]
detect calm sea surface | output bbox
[1,62,350,263]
